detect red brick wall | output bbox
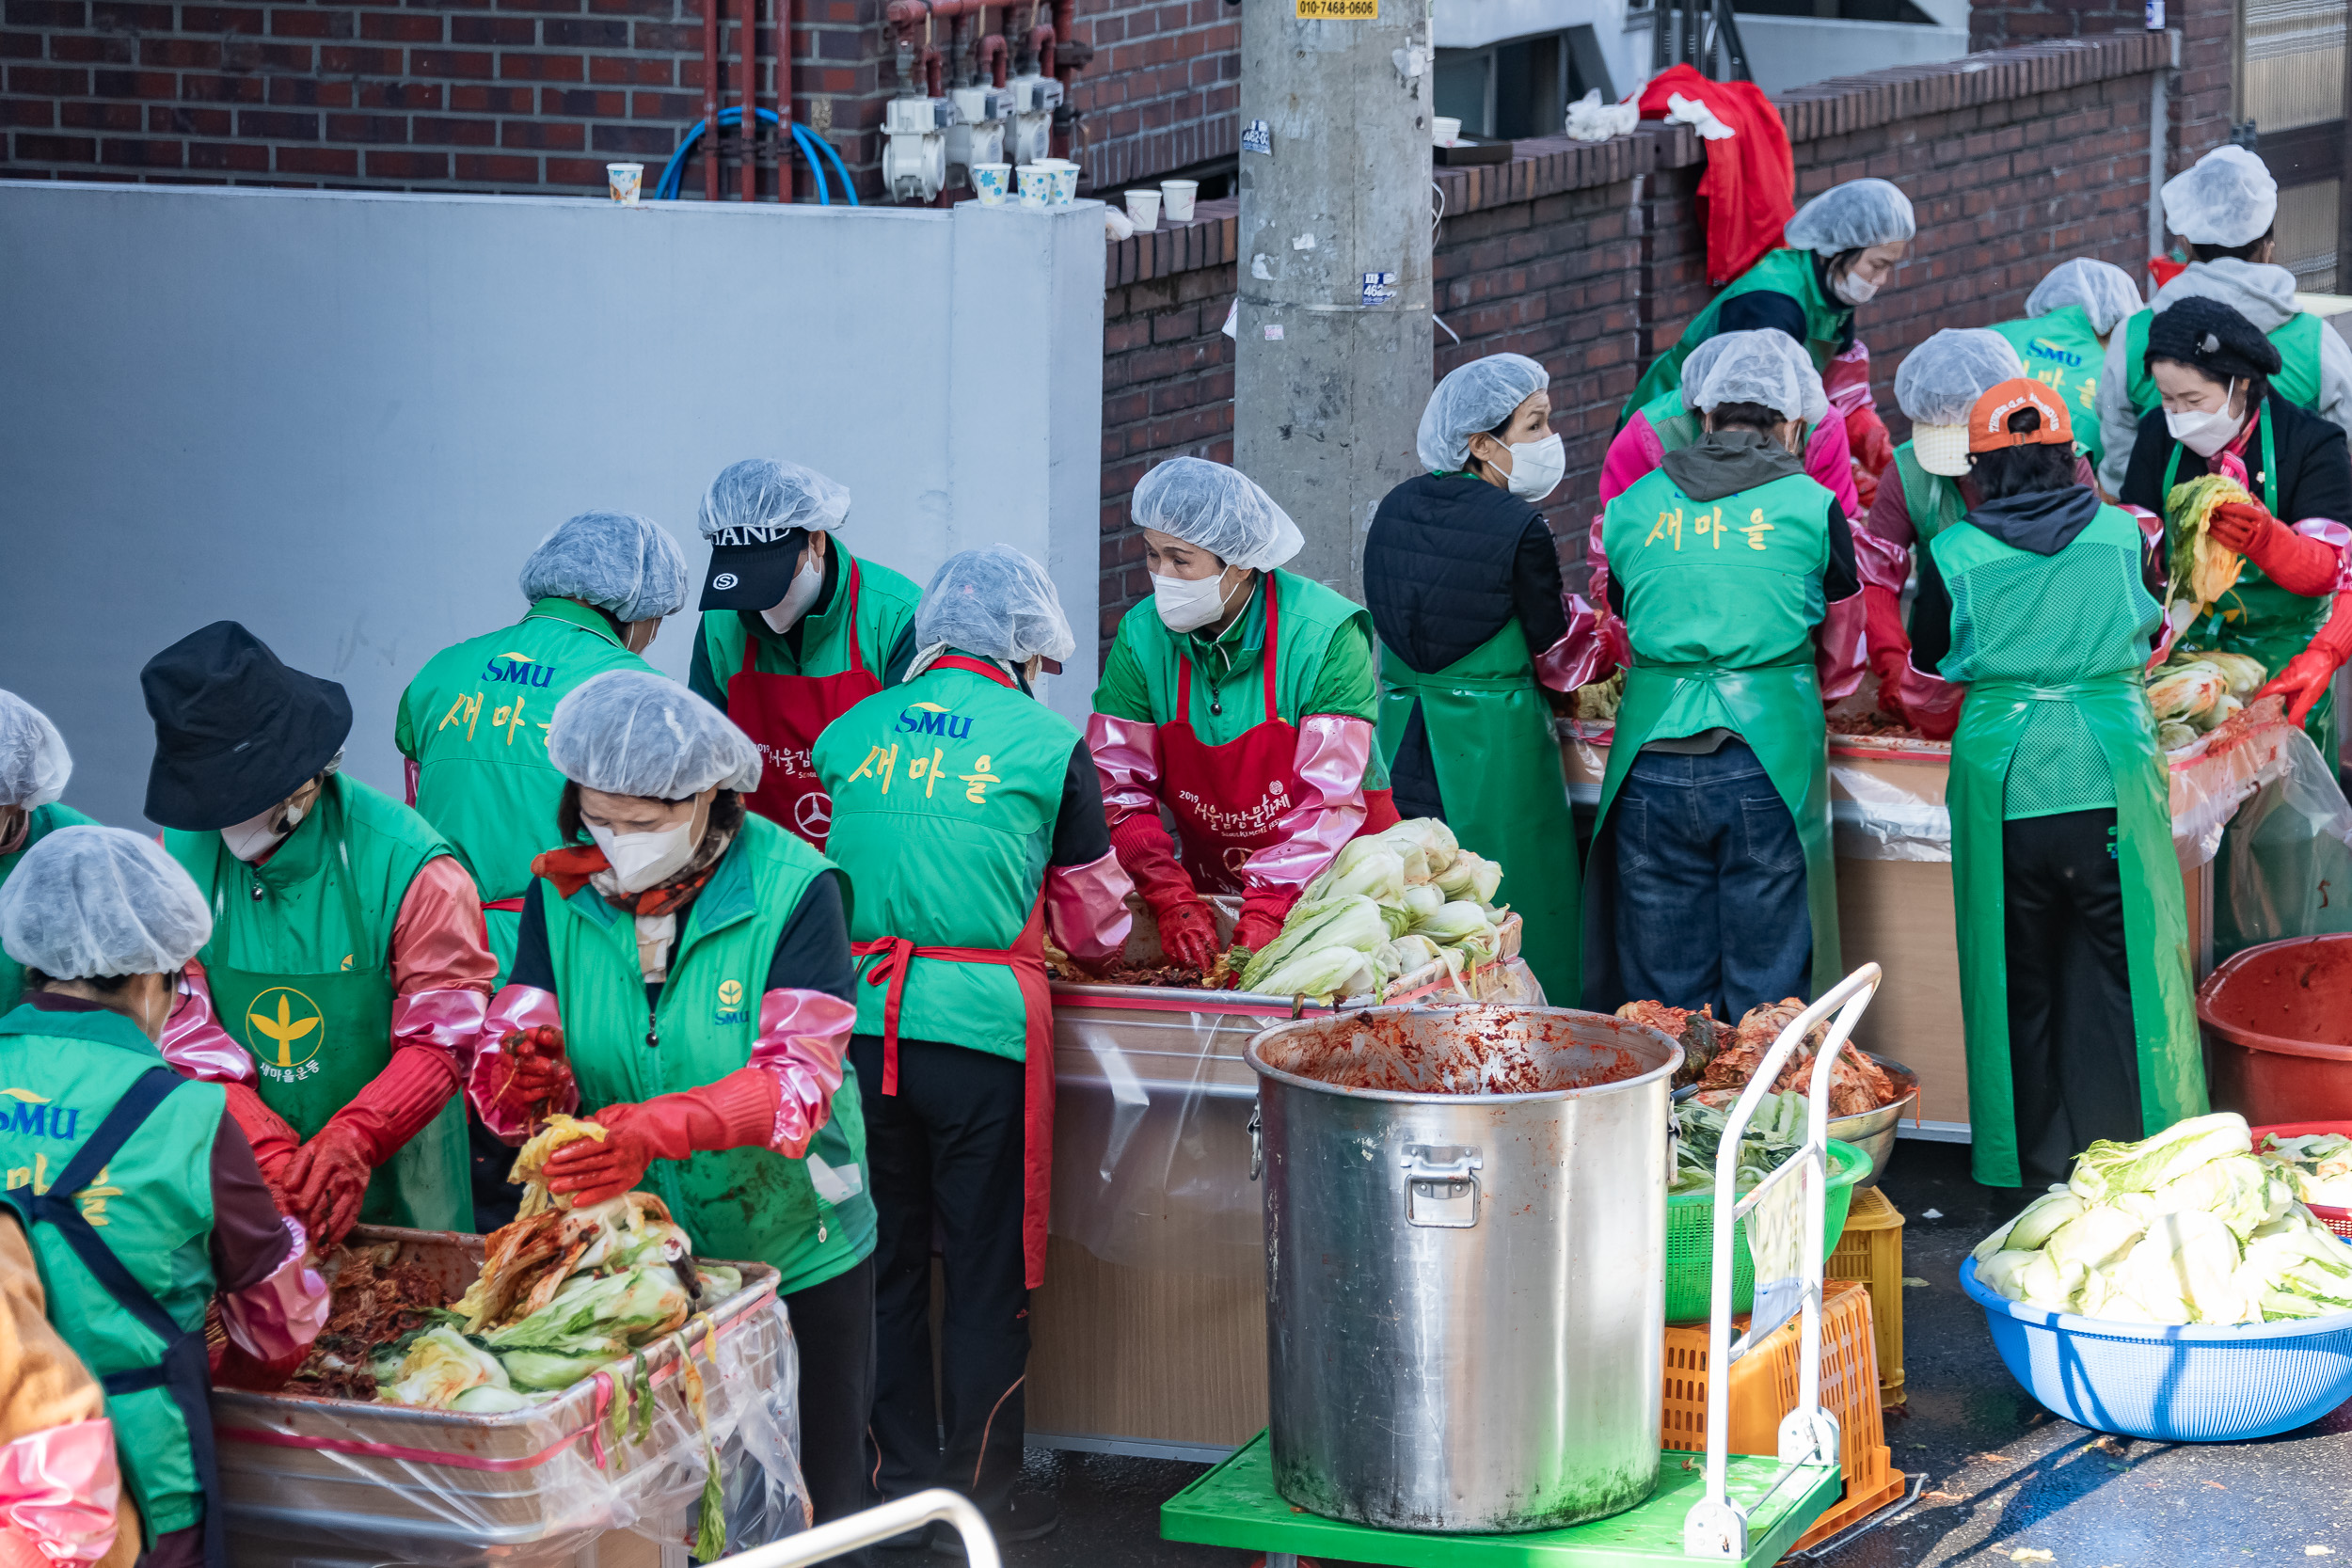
[1070,0,1232,195]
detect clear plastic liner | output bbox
[2196,724,2352,960]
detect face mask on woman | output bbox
[586,817,699,894]
[1152,567,1244,633]
[221,796,309,863]
[760,549,827,633]
[1493,432,1566,501]
[1832,268,1879,307]
[2165,379,2243,459]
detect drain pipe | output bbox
[2147,27,2178,291]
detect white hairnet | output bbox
[1129,457,1305,572]
[516,512,691,625]
[1687,329,1825,424]
[0,691,70,812]
[1416,354,1549,472]
[545,672,760,800]
[2026,258,2143,338]
[2162,145,2277,248]
[0,826,211,979]
[698,457,853,542]
[1893,328,2026,425]
[1784,178,1916,255]
[913,546,1076,665]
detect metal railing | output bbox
[710,1490,1001,1568]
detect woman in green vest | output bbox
[1586,331,1860,1017]
[1907,380,2204,1188]
[1985,257,2144,476]
[687,457,925,849]
[469,669,878,1543]
[2120,297,2352,762]
[143,623,497,1246]
[1625,178,1915,420]
[0,825,329,1568]
[816,546,1126,1546]
[1090,457,1394,972]
[0,691,93,1016]
[1362,353,1592,1000]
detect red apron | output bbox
[727,556,883,849]
[849,655,1057,1291]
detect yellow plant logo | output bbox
[0,1089,49,1104]
[717,980,744,1008]
[244,988,326,1069]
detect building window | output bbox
[1433,30,1591,140]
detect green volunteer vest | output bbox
[396,598,656,981]
[1895,443,1966,550]
[1106,569,1377,749]
[816,659,1077,1061]
[697,550,924,696]
[167,775,471,1232]
[0,1005,224,1541]
[540,814,871,1294]
[1625,249,1851,419]
[0,801,97,1015]
[2123,307,2325,418]
[1638,386,1703,454]
[1586,463,1844,1003]
[1930,505,2204,1186]
[1989,305,2109,467]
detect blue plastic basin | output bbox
[1960,1258,2352,1441]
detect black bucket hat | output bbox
[142,621,352,831]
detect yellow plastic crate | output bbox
[1826,1186,1906,1408]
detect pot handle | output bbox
[1248,1101,1262,1181]
[1402,1145,1482,1228]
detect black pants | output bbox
[2004,809,2142,1188]
[851,1034,1030,1515]
[785,1253,876,1559]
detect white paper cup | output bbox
[974,163,1012,206]
[1016,163,1047,208]
[1038,159,1078,208]
[1159,178,1199,223]
[607,162,644,203]
[1432,117,1461,148]
[1123,188,1161,230]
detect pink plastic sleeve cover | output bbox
[1852,522,1913,597]
[1597,414,1666,506]
[1806,407,1863,518]
[1534,595,1618,692]
[0,1420,119,1565]
[1898,657,1966,740]
[2291,518,2352,593]
[1043,849,1136,966]
[1815,592,1868,705]
[218,1217,329,1362]
[750,990,858,1155]
[1084,714,1163,831]
[389,855,500,1001]
[390,987,489,1076]
[1242,715,1370,889]
[1584,513,1615,614]
[159,963,255,1086]
[469,985,576,1140]
[1822,340,1874,415]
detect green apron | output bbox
[1376,619,1583,1001]
[2124,309,2325,417]
[197,788,471,1232]
[1625,248,1851,420]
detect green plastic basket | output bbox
[1663,1138,1874,1324]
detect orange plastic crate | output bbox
[1826,1186,1907,1408]
[1661,1278,1906,1555]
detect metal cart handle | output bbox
[709,1488,1000,1568]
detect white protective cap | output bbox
[1784,178,1916,256]
[698,457,853,545]
[1416,353,1549,472]
[1688,329,1828,425]
[2162,145,2278,248]
[0,690,71,812]
[914,546,1077,665]
[516,512,692,625]
[1895,328,2026,476]
[2026,258,2144,338]
[546,671,761,800]
[1129,456,1305,571]
[0,826,212,979]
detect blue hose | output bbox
[655,105,860,205]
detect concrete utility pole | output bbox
[1234,0,1435,601]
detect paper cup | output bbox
[607,162,644,203]
[1159,178,1199,223]
[1016,163,1047,208]
[1432,116,1461,148]
[974,163,1013,206]
[1040,159,1078,208]
[1123,188,1161,230]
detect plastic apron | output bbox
[201,791,471,1232]
[1157,580,1314,895]
[2162,420,2337,763]
[1377,619,1582,1000]
[1581,655,1842,1010]
[1947,672,2205,1187]
[728,556,885,849]
[849,657,1056,1289]
[5,1068,224,1568]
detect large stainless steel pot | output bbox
[1248,1005,1679,1534]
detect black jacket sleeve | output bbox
[688,623,728,712]
[1511,516,1571,652]
[1049,739,1111,867]
[2285,419,2352,528]
[1906,547,1953,677]
[882,623,920,688]
[511,880,555,992]
[1824,499,1859,602]
[765,871,855,1004]
[1715,290,1810,345]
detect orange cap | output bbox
[1967,378,2074,454]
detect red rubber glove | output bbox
[1232,883,1301,954]
[546,1069,778,1208]
[1844,402,1896,483]
[278,1120,373,1248]
[1862,585,1912,721]
[2211,502,2344,596]
[480,1024,576,1132]
[1109,812,1218,969]
[2254,594,2352,725]
[2204,499,2272,552]
[223,1081,300,1202]
[1154,900,1221,971]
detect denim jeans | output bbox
[1612,739,1812,1021]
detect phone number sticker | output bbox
[1295,0,1377,17]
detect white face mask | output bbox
[222,797,307,863]
[587,818,700,895]
[1152,568,1242,633]
[2165,379,2242,458]
[1494,432,1566,501]
[759,550,827,634]
[1832,268,1879,306]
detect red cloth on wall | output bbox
[1637,64,1795,286]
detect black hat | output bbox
[2144,295,2283,386]
[699,526,812,612]
[142,621,352,831]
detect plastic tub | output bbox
[2249,1120,2352,1239]
[2198,933,2352,1124]
[1959,1257,2352,1441]
[1662,1138,1872,1323]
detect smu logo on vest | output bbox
[714,978,749,1027]
[895,702,975,741]
[2020,337,2086,371]
[481,651,559,689]
[244,986,329,1084]
[0,1092,116,1225]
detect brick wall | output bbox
[1969,0,2232,182]
[1070,0,1232,195]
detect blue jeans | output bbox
[1612,739,1812,1022]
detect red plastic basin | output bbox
[2199,934,2352,1123]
